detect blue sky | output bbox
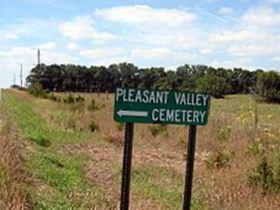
[0,0,279,87]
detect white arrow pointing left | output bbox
[117,110,148,117]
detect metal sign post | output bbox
[114,87,210,210]
[120,123,134,210]
[183,125,197,210]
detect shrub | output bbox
[274,157,280,192]
[196,74,228,98]
[63,94,75,104]
[104,132,123,147]
[30,136,51,147]
[248,155,280,194]
[89,121,99,132]
[116,123,124,131]
[255,71,280,102]
[248,156,274,195]
[205,149,234,169]
[246,138,263,156]
[56,97,61,102]
[216,126,231,142]
[28,85,49,98]
[48,93,58,101]
[88,99,99,111]
[178,136,186,147]
[75,95,85,103]
[44,156,64,168]
[148,124,168,137]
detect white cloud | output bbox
[59,16,117,42]
[210,29,271,43]
[271,56,280,62]
[131,47,173,59]
[5,47,35,58]
[130,47,198,64]
[92,56,128,66]
[209,3,280,60]
[38,41,56,50]
[41,50,79,64]
[134,27,204,49]
[4,33,18,40]
[0,18,59,41]
[227,44,280,56]
[94,5,197,27]
[79,48,128,66]
[201,48,212,54]
[79,48,123,59]
[209,57,254,69]
[0,47,36,87]
[61,6,201,53]
[66,43,79,51]
[218,7,234,15]
[242,6,280,27]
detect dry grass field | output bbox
[0,88,280,209]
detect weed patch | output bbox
[248,154,280,194]
[205,149,234,169]
[116,122,124,131]
[89,120,99,132]
[30,135,51,147]
[88,99,99,111]
[148,124,168,137]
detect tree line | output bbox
[26,63,280,101]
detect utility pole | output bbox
[37,48,41,65]
[20,63,23,87]
[13,74,16,86]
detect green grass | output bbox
[212,95,280,127]
[3,91,90,146]
[29,151,88,193]
[2,90,107,209]
[131,166,203,209]
[26,150,106,209]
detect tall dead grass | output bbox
[0,109,30,209]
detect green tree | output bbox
[255,71,280,102]
[196,74,228,98]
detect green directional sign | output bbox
[114,88,210,125]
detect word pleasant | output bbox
[116,88,208,107]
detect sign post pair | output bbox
[114,87,210,210]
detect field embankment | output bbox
[1,89,280,209]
